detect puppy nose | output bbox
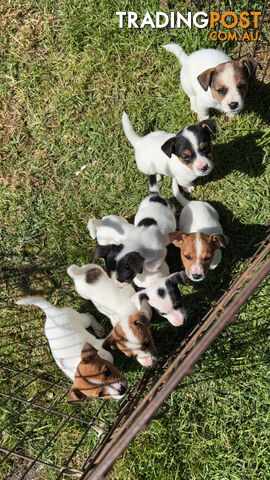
[192,273,202,280]
[200,164,208,172]
[119,384,127,395]
[229,102,239,110]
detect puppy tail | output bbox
[163,44,188,65]
[148,174,159,194]
[172,178,189,206]
[122,112,141,147]
[87,218,101,239]
[16,297,57,315]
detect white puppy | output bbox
[171,180,229,282]
[16,297,128,401]
[88,215,135,245]
[67,264,158,368]
[164,44,258,120]
[122,112,215,193]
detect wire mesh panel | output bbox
[1,229,269,479]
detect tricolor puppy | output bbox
[94,176,177,282]
[16,297,127,402]
[88,215,135,246]
[132,271,187,327]
[67,264,157,368]
[122,112,215,193]
[164,44,258,120]
[170,181,229,282]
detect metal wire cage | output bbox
[1,2,269,479]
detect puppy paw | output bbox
[183,184,195,193]
[90,317,104,338]
[156,173,162,182]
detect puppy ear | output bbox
[161,137,176,158]
[199,119,216,134]
[169,231,186,245]
[127,252,145,274]
[167,271,189,286]
[197,67,215,91]
[81,343,98,363]
[210,234,230,249]
[131,291,149,310]
[132,312,150,327]
[102,331,116,351]
[93,244,111,260]
[239,56,258,77]
[67,387,85,405]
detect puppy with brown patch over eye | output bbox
[67,264,157,368]
[163,43,259,120]
[68,344,128,402]
[102,312,158,368]
[170,181,229,282]
[16,297,127,401]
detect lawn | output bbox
[0,1,269,479]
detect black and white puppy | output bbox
[94,177,176,285]
[132,272,187,327]
[122,112,216,193]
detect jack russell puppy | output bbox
[122,112,216,193]
[170,180,229,282]
[94,176,177,282]
[88,213,170,290]
[16,297,128,402]
[132,271,187,327]
[164,44,258,120]
[67,264,157,368]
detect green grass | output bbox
[0,0,269,479]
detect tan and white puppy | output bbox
[16,297,127,401]
[88,215,135,246]
[171,180,229,282]
[67,264,157,368]
[164,44,258,120]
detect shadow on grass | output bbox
[245,80,270,124]
[209,130,265,181]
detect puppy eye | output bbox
[98,391,105,397]
[104,367,111,377]
[143,338,151,348]
[184,254,192,260]
[200,144,210,154]
[238,83,246,90]
[217,87,226,95]
[204,256,211,261]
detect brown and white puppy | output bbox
[68,344,128,403]
[67,264,157,368]
[170,181,229,282]
[102,312,158,368]
[164,44,258,120]
[16,298,128,401]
